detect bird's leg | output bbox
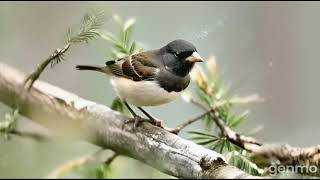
[137,107,162,127]
[123,101,145,128]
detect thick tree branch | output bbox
[0,62,257,179]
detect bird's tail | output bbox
[75,64,109,74]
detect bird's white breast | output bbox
[110,77,180,107]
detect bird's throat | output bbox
[168,61,195,77]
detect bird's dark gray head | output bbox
[166,39,196,54]
[161,39,203,77]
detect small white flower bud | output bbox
[206,55,217,80]
[190,65,208,90]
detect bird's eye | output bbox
[178,51,193,59]
[173,51,194,59]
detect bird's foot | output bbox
[149,118,181,135]
[124,117,181,135]
[124,115,148,129]
[124,116,163,129]
[160,126,180,135]
[167,128,180,135]
[149,118,162,128]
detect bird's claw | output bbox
[124,117,181,135]
[168,129,180,135]
[124,115,146,129]
[150,118,162,128]
[133,116,142,128]
[124,116,163,130]
[161,126,180,135]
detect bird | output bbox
[76,39,203,129]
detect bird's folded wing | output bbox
[105,53,159,81]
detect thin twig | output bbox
[171,110,212,134]
[46,150,118,178]
[9,129,51,141]
[104,153,118,165]
[23,43,70,91]
[190,99,226,134]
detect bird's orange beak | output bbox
[185,52,204,62]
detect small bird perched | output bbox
[76,39,203,128]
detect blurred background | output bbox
[0,1,319,178]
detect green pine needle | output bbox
[0,109,19,139]
[49,9,105,68]
[66,9,105,44]
[99,16,137,59]
[110,97,130,115]
[229,151,264,176]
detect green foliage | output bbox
[228,151,264,176]
[110,97,130,116]
[80,163,111,179]
[0,109,19,139]
[188,131,219,147]
[188,131,241,153]
[189,132,239,154]
[51,9,105,67]
[99,15,138,59]
[66,9,105,44]
[226,110,249,128]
